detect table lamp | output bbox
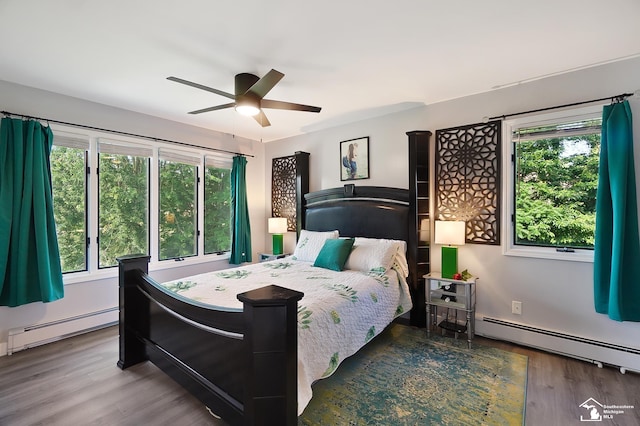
[268,217,288,255]
[434,220,466,279]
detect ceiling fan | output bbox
[167,69,321,127]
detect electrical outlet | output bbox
[512,301,522,315]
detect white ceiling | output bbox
[1,0,639,142]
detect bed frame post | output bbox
[116,254,151,370]
[237,285,304,426]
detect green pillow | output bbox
[313,238,355,271]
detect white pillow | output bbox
[344,237,405,275]
[292,229,339,262]
[392,250,410,278]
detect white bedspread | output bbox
[161,258,413,415]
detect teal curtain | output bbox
[229,155,252,264]
[0,118,64,307]
[594,100,640,321]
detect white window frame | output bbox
[203,154,234,255]
[501,104,602,263]
[158,149,201,261]
[97,138,153,268]
[51,131,91,273]
[49,124,232,285]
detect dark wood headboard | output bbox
[300,184,421,326]
[303,185,409,241]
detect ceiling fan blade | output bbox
[253,110,271,127]
[167,76,235,100]
[260,99,321,113]
[246,69,284,99]
[188,102,235,114]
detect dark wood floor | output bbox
[1,326,639,425]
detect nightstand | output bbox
[258,253,290,262]
[424,272,477,348]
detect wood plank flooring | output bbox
[487,338,640,425]
[1,326,639,425]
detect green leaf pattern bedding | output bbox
[161,257,412,415]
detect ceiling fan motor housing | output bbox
[235,73,261,109]
[235,73,260,95]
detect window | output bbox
[204,155,232,254]
[49,124,233,278]
[159,150,199,260]
[505,106,601,261]
[98,140,151,268]
[51,134,89,273]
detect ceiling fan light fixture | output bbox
[235,97,260,116]
[235,104,260,116]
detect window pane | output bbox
[99,154,149,268]
[51,146,87,273]
[204,166,232,254]
[514,119,601,249]
[159,160,197,260]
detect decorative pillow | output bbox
[344,237,405,275]
[313,238,355,271]
[292,229,339,262]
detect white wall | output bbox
[265,57,640,361]
[264,107,425,251]
[0,80,268,353]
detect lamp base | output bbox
[441,246,458,279]
[272,234,284,255]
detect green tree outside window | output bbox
[514,119,601,249]
[159,160,197,260]
[51,146,87,273]
[99,154,149,267]
[204,166,232,254]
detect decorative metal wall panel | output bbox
[435,121,501,245]
[272,155,297,231]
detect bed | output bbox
[117,185,414,426]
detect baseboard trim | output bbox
[477,317,640,374]
[7,307,118,355]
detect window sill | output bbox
[152,252,231,272]
[62,252,231,286]
[503,245,593,263]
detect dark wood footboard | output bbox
[117,255,303,426]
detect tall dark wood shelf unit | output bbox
[407,130,432,327]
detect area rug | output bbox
[299,323,527,425]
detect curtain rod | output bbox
[488,92,635,121]
[0,110,253,158]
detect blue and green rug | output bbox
[299,323,527,425]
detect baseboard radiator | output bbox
[7,307,118,355]
[479,317,640,374]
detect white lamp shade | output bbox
[268,217,288,234]
[434,220,466,246]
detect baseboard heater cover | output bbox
[6,307,118,356]
[479,317,640,374]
